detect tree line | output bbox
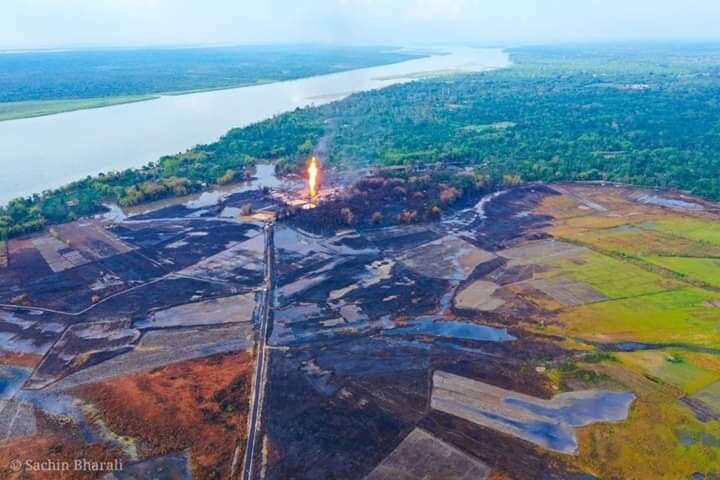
[3,44,720,239]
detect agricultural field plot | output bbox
[497,239,675,308]
[31,234,91,273]
[0,365,37,444]
[558,223,720,259]
[453,280,506,311]
[540,184,717,240]
[362,225,442,252]
[0,399,37,441]
[398,235,496,281]
[176,238,265,285]
[642,256,720,288]
[652,218,720,246]
[365,428,491,480]
[552,287,720,345]
[102,452,192,480]
[521,275,608,307]
[44,322,254,392]
[617,350,720,395]
[430,370,634,454]
[532,193,607,220]
[544,250,676,299]
[53,220,135,260]
[135,292,257,329]
[498,239,589,264]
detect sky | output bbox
[2,0,720,49]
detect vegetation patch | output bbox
[73,351,253,479]
[618,350,720,394]
[652,218,720,246]
[0,46,422,104]
[575,363,720,480]
[562,225,720,259]
[693,381,720,413]
[544,250,674,299]
[555,288,720,346]
[643,256,720,288]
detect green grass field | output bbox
[643,256,720,288]
[652,218,720,246]
[565,225,720,259]
[557,287,720,346]
[549,250,676,299]
[618,350,720,394]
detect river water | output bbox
[0,47,509,205]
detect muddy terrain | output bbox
[0,187,273,479]
[1,173,719,479]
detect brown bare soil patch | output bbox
[487,473,514,480]
[73,351,254,479]
[0,352,44,369]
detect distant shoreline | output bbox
[0,96,159,122]
[0,47,428,122]
[0,47,507,206]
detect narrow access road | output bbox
[239,222,274,480]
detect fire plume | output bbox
[307,156,319,197]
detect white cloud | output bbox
[1,0,720,48]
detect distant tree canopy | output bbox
[3,44,720,239]
[0,46,422,103]
[308,46,720,202]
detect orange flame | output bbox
[308,156,318,197]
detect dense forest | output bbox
[2,44,720,239]
[0,45,421,103]
[314,44,720,200]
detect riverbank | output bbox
[0,96,161,122]
[0,45,427,122]
[0,47,510,205]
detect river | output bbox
[0,47,509,205]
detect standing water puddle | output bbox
[384,317,515,342]
[505,390,636,427]
[0,365,31,398]
[383,287,515,342]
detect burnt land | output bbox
[1,175,719,479]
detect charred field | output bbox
[1,172,719,479]
[0,188,270,479]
